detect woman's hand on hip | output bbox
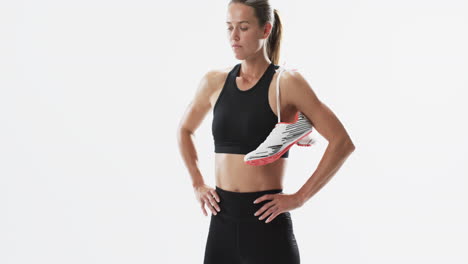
[253,192,304,223]
[194,184,221,216]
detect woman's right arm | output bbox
[176,70,221,216]
[177,70,215,188]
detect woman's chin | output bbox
[233,53,246,60]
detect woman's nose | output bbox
[229,29,239,41]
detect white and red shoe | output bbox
[244,111,313,166]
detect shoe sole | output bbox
[245,130,313,166]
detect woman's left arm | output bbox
[283,70,356,205]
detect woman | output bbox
[177,1,355,263]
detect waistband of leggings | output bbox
[215,185,283,197]
[214,186,284,219]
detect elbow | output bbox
[348,143,356,152]
[333,137,355,153]
[177,127,193,142]
[176,127,185,143]
[345,139,356,153]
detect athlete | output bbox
[177,1,355,263]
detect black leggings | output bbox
[203,186,300,264]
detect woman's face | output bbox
[226,3,271,60]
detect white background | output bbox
[1,0,467,263]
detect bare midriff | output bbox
[214,153,288,192]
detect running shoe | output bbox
[244,111,313,166]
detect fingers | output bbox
[196,187,222,217]
[253,194,276,217]
[209,197,221,213]
[253,196,283,223]
[254,200,273,216]
[202,197,217,215]
[253,194,272,204]
[259,205,278,221]
[210,189,220,203]
[265,211,280,223]
[206,191,221,212]
[203,190,221,216]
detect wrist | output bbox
[192,181,205,189]
[295,190,307,205]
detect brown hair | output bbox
[229,0,283,65]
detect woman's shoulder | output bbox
[276,66,309,86]
[202,64,237,86]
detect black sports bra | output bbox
[211,62,290,158]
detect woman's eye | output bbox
[227,28,248,31]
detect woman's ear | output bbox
[263,22,273,38]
